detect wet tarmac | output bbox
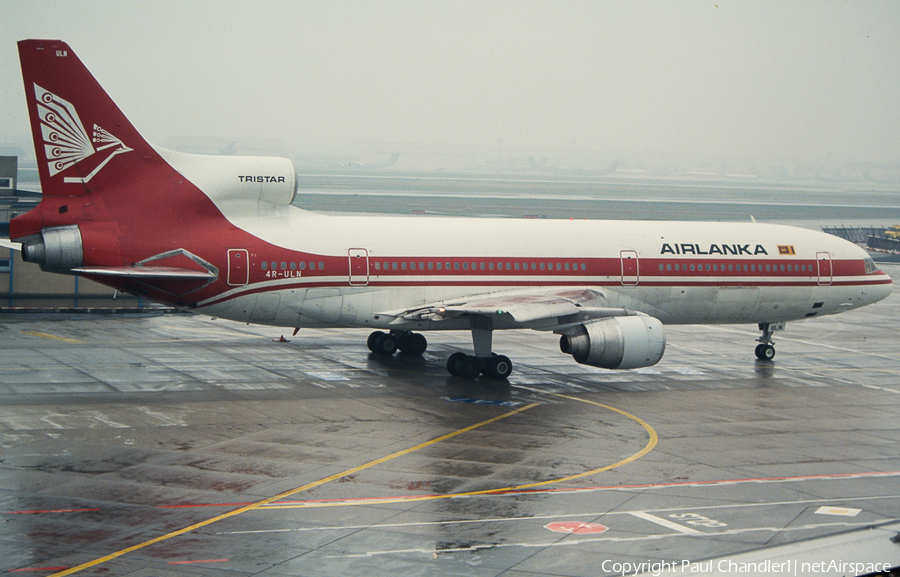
[0,264,898,576]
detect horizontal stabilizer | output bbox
[0,239,22,251]
[73,265,217,280]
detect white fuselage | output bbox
[195,208,891,331]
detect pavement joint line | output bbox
[227,472,900,512]
[217,493,900,535]
[45,402,539,577]
[333,518,900,559]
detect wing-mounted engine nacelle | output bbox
[559,315,666,369]
[20,225,84,273]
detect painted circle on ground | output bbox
[544,521,608,534]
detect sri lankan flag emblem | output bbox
[778,245,796,255]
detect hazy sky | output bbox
[1,0,899,165]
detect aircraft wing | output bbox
[382,287,629,328]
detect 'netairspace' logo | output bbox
[600,559,894,576]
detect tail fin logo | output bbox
[35,83,133,183]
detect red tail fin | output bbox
[18,39,153,197]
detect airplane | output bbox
[5,39,893,379]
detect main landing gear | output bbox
[446,352,513,380]
[367,330,428,356]
[367,316,514,380]
[755,322,784,361]
[446,316,513,380]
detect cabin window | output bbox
[401,262,407,270]
[480,262,485,271]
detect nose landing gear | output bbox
[755,322,784,361]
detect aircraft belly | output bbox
[298,288,342,324]
[756,286,812,322]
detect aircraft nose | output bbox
[871,273,893,303]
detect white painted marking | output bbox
[630,511,702,534]
[306,372,350,381]
[815,505,861,517]
[860,384,900,395]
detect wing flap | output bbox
[383,287,611,325]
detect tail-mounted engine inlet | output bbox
[20,225,84,273]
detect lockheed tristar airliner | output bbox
[5,40,893,379]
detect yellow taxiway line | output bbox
[48,402,540,576]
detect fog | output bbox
[1,0,899,171]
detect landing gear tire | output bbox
[399,333,428,356]
[367,331,386,353]
[755,343,775,361]
[455,355,482,379]
[372,332,398,355]
[485,355,512,379]
[447,352,467,376]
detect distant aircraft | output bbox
[6,40,893,378]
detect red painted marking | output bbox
[3,508,100,515]
[158,502,252,509]
[10,568,69,572]
[168,559,228,565]
[545,521,608,534]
